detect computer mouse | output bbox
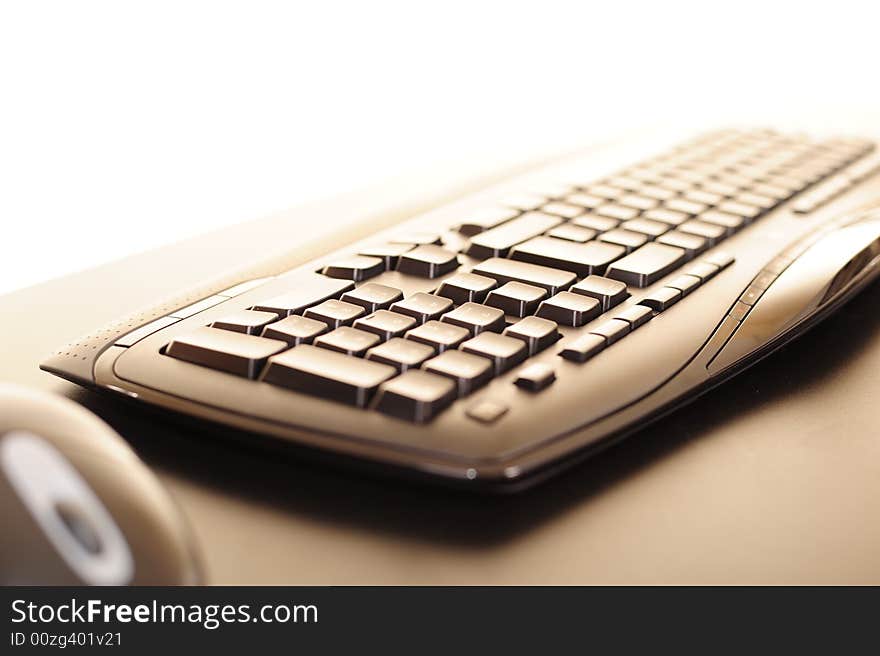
[0,385,202,585]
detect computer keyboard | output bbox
[42,128,880,490]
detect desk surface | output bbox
[4,139,880,585]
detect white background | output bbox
[1,0,879,295]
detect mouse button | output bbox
[53,499,104,555]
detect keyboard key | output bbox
[439,302,506,336]
[389,293,454,324]
[565,192,606,209]
[357,243,414,270]
[211,310,278,335]
[314,327,382,356]
[598,228,649,253]
[614,304,653,329]
[340,283,404,312]
[683,189,723,206]
[735,192,777,210]
[638,185,677,201]
[618,194,659,211]
[703,251,735,270]
[251,274,355,316]
[590,318,630,345]
[166,326,287,378]
[396,245,460,278]
[545,224,597,243]
[664,198,708,216]
[570,275,629,311]
[365,338,435,372]
[558,333,606,363]
[501,193,547,211]
[457,207,521,236]
[321,255,385,282]
[466,211,562,259]
[471,257,577,295]
[717,200,762,220]
[665,274,701,297]
[353,310,418,340]
[406,320,470,351]
[637,287,681,311]
[701,180,739,197]
[642,208,689,227]
[698,209,745,235]
[435,272,497,305]
[606,176,644,191]
[596,204,639,221]
[423,350,493,397]
[373,370,457,423]
[572,214,620,232]
[535,291,601,327]
[622,218,670,239]
[514,363,556,392]
[678,219,726,246]
[586,184,625,200]
[542,201,584,219]
[460,332,528,375]
[303,299,366,328]
[510,236,625,277]
[503,316,560,355]
[262,345,396,407]
[656,230,707,258]
[683,261,721,282]
[485,281,548,318]
[261,315,328,346]
[466,400,509,423]
[604,242,687,287]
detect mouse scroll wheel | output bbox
[53,500,104,555]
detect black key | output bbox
[166,327,287,378]
[604,242,687,287]
[423,350,493,397]
[570,275,629,311]
[460,332,528,375]
[457,207,521,236]
[510,236,625,277]
[558,333,606,363]
[353,310,418,340]
[321,255,385,282]
[405,320,470,352]
[572,214,620,232]
[211,310,278,335]
[262,315,328,346]
[373,370,457,423]
[357,243,414,270]
[596,204,639,221]
[366,338,435,372]
[303,299,366,328]
[251,274,355,316]
[466,211,562,259]
[541,201,584,219]
[638,287,682,311]
[678,219,726,246]
[439,302,505,336]
[514,363,556,392]
[262,345,396,407]
[435,272,497,305]
[471,257,577,295]
[314,326,381,356]
[656,230,707,258]
[545,224,597,243]
[485,281,547,318]
[698,210,745,235]
[642,208,689,226]
[614,304,653,329]
[589,318,630,345]
[503,316,560,355]
[396,245,460,278]
[621,218,670,239]
[535,291,601,327]
[665,274,701,297]
[597,228,649,253]
[341,283,404,312]
[389,293,454,324]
